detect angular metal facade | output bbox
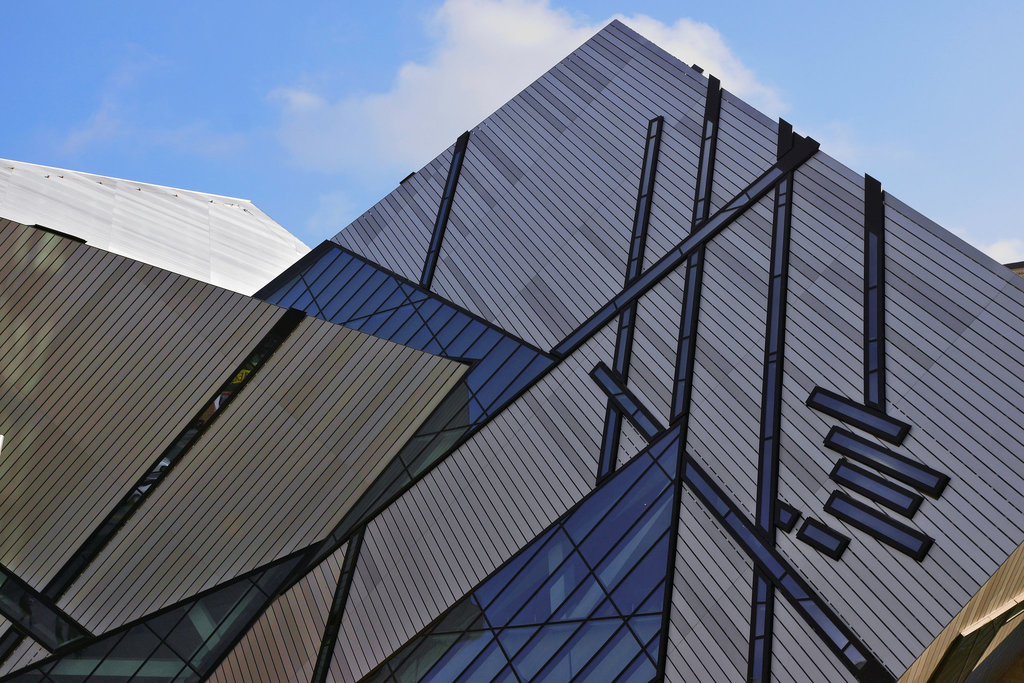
[1,18,1024,683]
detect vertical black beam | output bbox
[656,76,721,683]
[863,174,886,410]
[597,117,664,480]
[420,131,470,290]
[747,119,797,683]
[310,528,364,683]
[670,75,721,431]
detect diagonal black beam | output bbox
[599,395,891,682]
[598,116,665,480]
[552,134,819,358]
[310,528,364,683]
[0,564,90,651]
[421,131,470,290]
[748,119,798,683]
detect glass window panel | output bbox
[509,552,588,626]
[391,633,459,683]
[510,621,579,681]
[471,347,538,411]
[618,650,658,683]
[421,631,493,683]
[579,470,670,567]
[550,574,606,622]
[495,625,539,658]
[534,618,620,683]
[188,586,268,671]
[130,643,189,682]
[564,454,654,544]
[473,528,557,609]
[480,355,552,415]
[430,598,484,635]
[595,490,672,591]
[608,531,670,614]
[442,321,489,359]
[463,329,502,360]
[453,639,507,683]
[571,623,644,683]
[483,531,574,624]
[89,625,161,680]
[311,260,367,307]
[636,580,665,615]
[369,305,420,340]
[626,615,661,648]
[298,248,343,288]
[432,314,473,351]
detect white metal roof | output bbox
[0,158,309,295]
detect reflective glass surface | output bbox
[360,432,680,682]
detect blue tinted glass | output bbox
[432,314,473,351]
[310,259,366,304]
[563,454,653,544]
[472,347,537,411]
[347,285,408,322]
[534,618,619,682]
[636,580,665,615]
[300,248,342,286]
[510,621,578,681]
[572,624,644,683]
[480,355,552,414]
[391,634,459,681]
[473,527,556,608]
[453,639,507,683]
[608,531,671,613]
[369,305,420,340]
[628,614,661,648]
[550,575,606,621]
[595,490,672,589]
[484,531,574,623]
[509,552,588,625]
[579,469,671,566]
[421,631,492,683]
[495,625,539,658]
[618,650,658,683]
[443,321,489,358]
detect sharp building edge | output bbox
[0,17,1023,683]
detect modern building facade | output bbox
[0,19,1023,683]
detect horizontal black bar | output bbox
[776,501,801,533]
[806,387,909,445]
[825,428,948,497]
[831,459,922,517]
[797,518,850,561]
[590,362,665,440]
[552,135,819,358]
[825,491,933,562]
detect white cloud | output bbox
[981,238,1024,264]
[272,0,783,174]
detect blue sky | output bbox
[2,1,1022,261]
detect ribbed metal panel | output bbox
[58,319,465,632]
[0,159,308,295]
[0,220,283,591]
[0,639,48,677]
[208,543,349,683]
[664,487,752,680]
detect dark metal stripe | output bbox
[830,458,923,517]
[863,175,886,410]
[806,387,910,445]
[797,518,850,561]
[590,362,663,440]
[748,119,798,683]
[598,117,665,480]
[825,491,933,561]
[310,529,364,683]
[421,131,471,289]
[0,308,306,665]
[552,134,819,358]
[825,427,948,497]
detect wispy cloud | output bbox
[271,0,784,175]
[981,238,1024,264]
[61,50,245,161]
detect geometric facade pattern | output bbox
[2,18,1024,683]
